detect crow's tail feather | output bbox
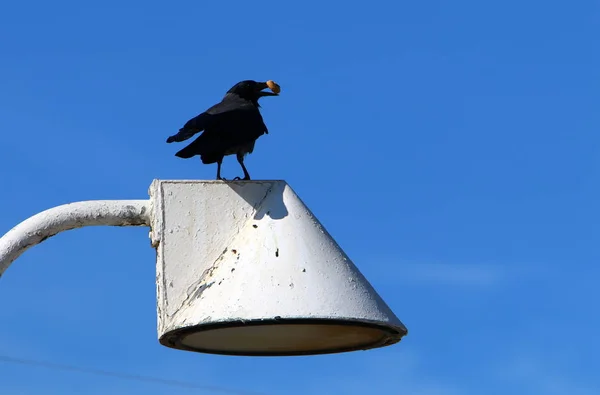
[167,128,197,143]
[174,143,198,159]
[175,145,222,164]
[166,112,210,143]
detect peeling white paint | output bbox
[150,180,407,347]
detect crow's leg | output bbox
[216,158,227,181]
[233,153,251,181]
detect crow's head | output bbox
[226,80,281,105]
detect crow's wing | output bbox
[166,95,255,143]
[174,107,268,160]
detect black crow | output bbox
[166,80,280,180]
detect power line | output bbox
[0,354,273,395]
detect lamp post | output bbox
[0,180,407,356]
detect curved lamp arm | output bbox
[0,200,151,277]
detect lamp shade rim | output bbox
[159,317,408,357]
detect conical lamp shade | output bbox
[149,180,407,356]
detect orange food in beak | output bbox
[266,80,281,94]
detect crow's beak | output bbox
[257,80,281,97]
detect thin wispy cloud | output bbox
[302,350,464,395]
[360,261,518,288]
[497,351,599,395]
[400,262,507,287]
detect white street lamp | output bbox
[0,180,407,356]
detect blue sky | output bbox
[1,0,598,393]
